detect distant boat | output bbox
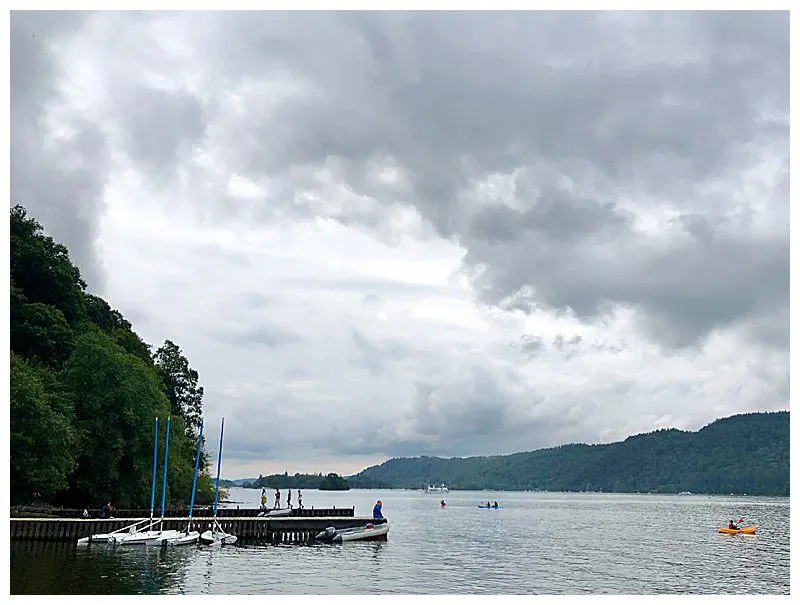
[425,484,449,494]
[678,491,692,495]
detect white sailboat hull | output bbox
[113,529,165,545]
[167,531,200,546]
[144,529,185,546]
[200,529,238,545]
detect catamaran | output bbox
[77,416,163,545]
[115,416,181,545]
[200,418,237,545]
[156,420,205,546]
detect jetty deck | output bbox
[11,513,386,545]
[10,506,354,519]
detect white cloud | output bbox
[11,11,788,477]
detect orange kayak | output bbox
[718,526,756,535]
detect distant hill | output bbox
[348,412,789,496]
[219,478,258,487]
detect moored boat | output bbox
[79,417,163,546]
[199,418,237,546]
[315,522,389,543]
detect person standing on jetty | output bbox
[298,489,303,509]
[274,488,281,509]
[260,488,268,510]
[287,489,292,509]
[373,500,383,519]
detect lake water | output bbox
[10,488,790,595]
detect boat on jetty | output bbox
[315,522,389,543]
[257,508,293,517]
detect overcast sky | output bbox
[11,11,788,479]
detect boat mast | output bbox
[187,420,204,534]
[212,417,225,534]
[159,416,172,532]
[149,417,159,526]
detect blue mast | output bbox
[159,416,172,531]
[212,417,225,521]
[187,420,204,532]
[149,417,159,524]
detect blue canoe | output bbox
[478,505,503,509]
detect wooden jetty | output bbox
[11,514,386,545]
[10,506,354,519]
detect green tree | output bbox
[10,353,76,502]
[153,340,204,437]
[10,205,86,326]
[11,284,73,367]
[59,329,176,506]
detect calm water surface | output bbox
[10,488,790,595]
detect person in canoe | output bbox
[373,500,384,519]
[493,501,499,508]
[441,500,446,508]
[728,520,740,530]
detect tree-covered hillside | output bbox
[349,412,789,496]
[240,472,350,490]
[10,205,215,508]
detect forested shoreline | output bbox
[10,205,216,508]
[348,411,789,496]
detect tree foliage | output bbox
[9,205,215,508]
[154,340,204,439]
[349,412,789,496]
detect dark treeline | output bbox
[10,205,215,508]
[239,472,350,491]
[349,412,789,496]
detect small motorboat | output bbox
[719,526,756,535]
[315,522,389,543]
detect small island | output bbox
[318,473,350,491]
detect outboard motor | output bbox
[315,526,338,543]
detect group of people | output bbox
[260,487,303,510]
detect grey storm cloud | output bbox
[10,11,789,473]
[11,11,109,291]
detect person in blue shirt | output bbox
[373,500,383,519]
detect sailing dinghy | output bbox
[156,420,205,546]
[115,417,182,545]
[200,418,238,545]
[78,417,162,545]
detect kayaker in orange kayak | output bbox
[728,520,739,530]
